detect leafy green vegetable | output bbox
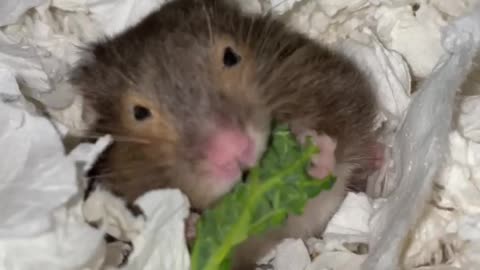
[190,124,336,270]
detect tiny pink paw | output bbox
[292,127,337,179]
[370,142,385,170]
[186,212,200,244]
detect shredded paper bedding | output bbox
[1,0,480,269]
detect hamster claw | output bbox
[306,134,337,179]
[370,141,385,170]
[103,235,133,268]
[291,127,337,180]
[186,212,201,248]
[82,184,146,268]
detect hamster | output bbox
[70,0,382,268]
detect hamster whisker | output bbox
[201,1,213,45]
[88,164,160,179]
[69,133,152,144]
[110,136,152,144]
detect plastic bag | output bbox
[362,4,480,270]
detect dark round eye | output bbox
[133,105,151,121]
[223,46,241,67]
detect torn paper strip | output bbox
[125,189,191,270]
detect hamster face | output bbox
[72,2,271,209]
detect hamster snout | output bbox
[204,128,258,180]
[85,87,269,210]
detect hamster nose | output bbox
[204,128,257,180]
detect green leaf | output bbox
[190,124,336,270]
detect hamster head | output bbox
[72,0,272,209]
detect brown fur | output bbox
[70,0,379,269]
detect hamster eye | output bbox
[223,47,241,67]
[133,105,152,121]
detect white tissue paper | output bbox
[374,3,448,78]
[83,0,167,37]
[3,0,480,270]
[277,239,311,270]
[124,189,191,270]
[0,68,78,238]
[0,0,46,27]
[0,66,106,269]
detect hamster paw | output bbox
[370,142,385,170]
[291,127,337,179]
[186,212,201,248]
[104,235,133,267]
[82,185,146,243]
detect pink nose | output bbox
[204,128,256,180]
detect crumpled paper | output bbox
[56,0,167,37]
[80,188,191,270]
[0,65,107,269]
[272,239,311,270]
[125,189,190,270]
[0,202,104,270]
[0,0,46,27]
[374,3,448,78]
[3,0,480,270]
[0,67,78,237]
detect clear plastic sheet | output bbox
[362,4,480,270]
